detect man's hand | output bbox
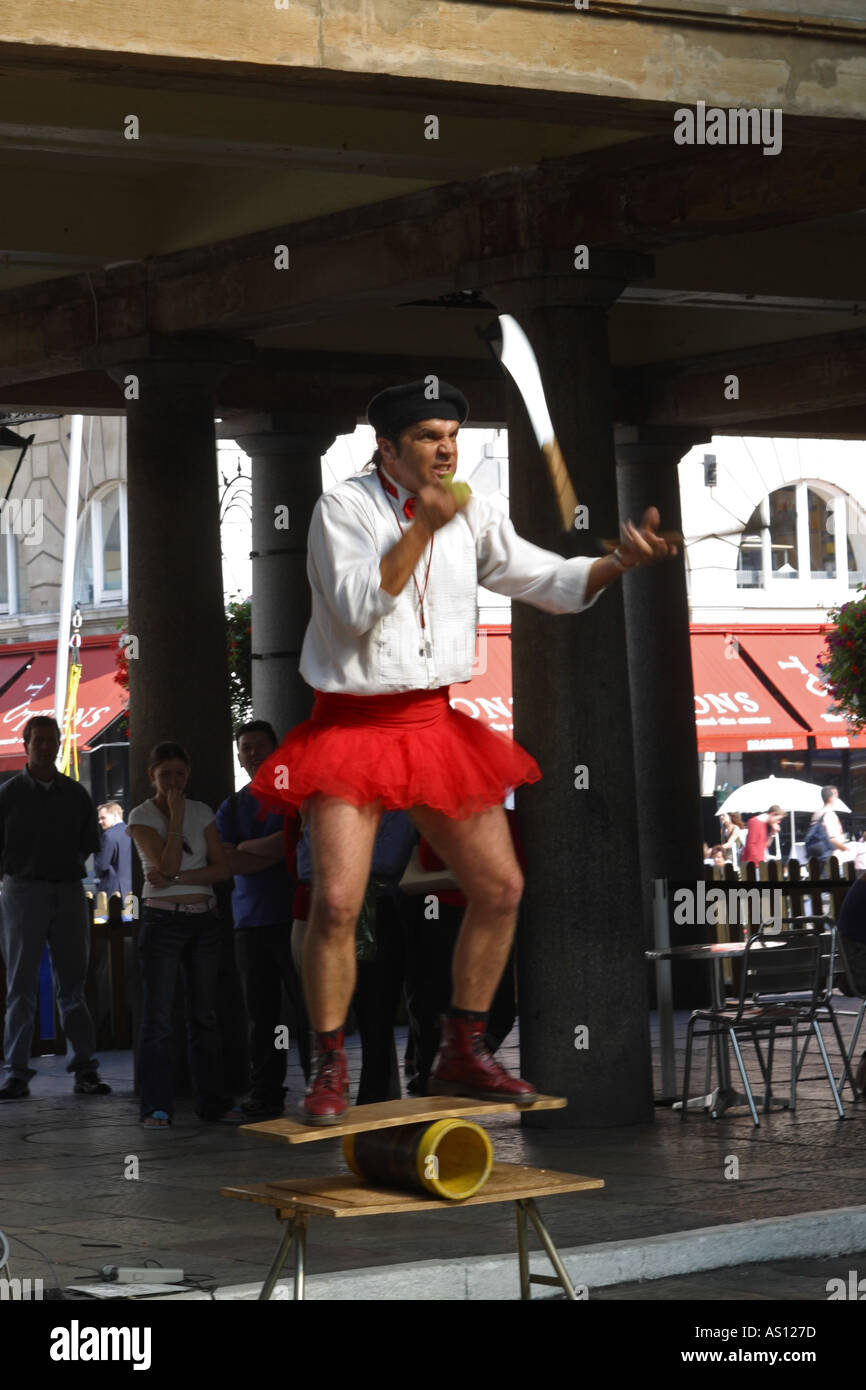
[380,477,471,595]
[617,506,678,569]
[415,477,471,534]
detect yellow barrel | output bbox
[343,1119,493,1201]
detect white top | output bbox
[300,465,601,695]
[127,798,216,898]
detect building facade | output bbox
[0,412,128,800]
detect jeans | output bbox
[1,877,99,1082]
[137,905,229,1121]
[234,922,311,1100]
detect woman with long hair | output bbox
[719,811,747,866]
[127,741,237,1128]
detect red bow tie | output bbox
[378,469,416,520]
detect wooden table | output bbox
[225,1096,603,1300]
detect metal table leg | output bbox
[259,1217,296,1301]
[515,1201,531,1300]
[293,1213,308,1300]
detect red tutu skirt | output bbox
[249,687,541,821]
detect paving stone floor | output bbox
[1,1008,864,1300]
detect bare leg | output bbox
[303,795,383,1032]
[408,804,523,1011]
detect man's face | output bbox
[379,419,459,494]
[826,788,838,806]
[98,807,120,830]
[238,731,276,778]
[26,723,60,771]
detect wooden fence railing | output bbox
[703,857,858,930]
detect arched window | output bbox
[76,483,127,606]
[736,483,863,589]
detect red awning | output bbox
[459,624,863,757]
[0,638,126,770]
[736,629,866,750]
[448,626,514,735]
[690,631,810,752]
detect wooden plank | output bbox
[239,1094,567,1145]
[221,1162,604,1218]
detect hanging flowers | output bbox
[114,621,130,692]
[817,589,866,732]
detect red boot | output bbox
[301,1029,350,1126]
[429,1015,538,1106]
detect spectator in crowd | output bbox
[127,741,238,1129]
[719,812,747,865]
[94,801,133,900]
[0,715,111,1101]
[810,785,849,864]
[291,810,416,1104]
[216,719,309,1121]
[834,873,866,1096]
[742,805,783,865]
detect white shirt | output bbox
[300,466,601,695]
[127,798,216,898]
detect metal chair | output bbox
[769,917,861,1104]
[682,925,844,1127]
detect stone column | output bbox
[616,426,710,1008]
[108,357,236,814]
[482,256,655,1128]
[221,413,353,738]
[108,349,247,1095]
[615,426,708,884]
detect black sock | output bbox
[446,1006,488,1023]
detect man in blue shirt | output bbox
[94,802,133,900]
[216,720,309,1119]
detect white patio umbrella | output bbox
[719,776,851,856]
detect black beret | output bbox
[367,379,469,439]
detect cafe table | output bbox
[645,939,790,1118]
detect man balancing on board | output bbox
[251,379,676,1125]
